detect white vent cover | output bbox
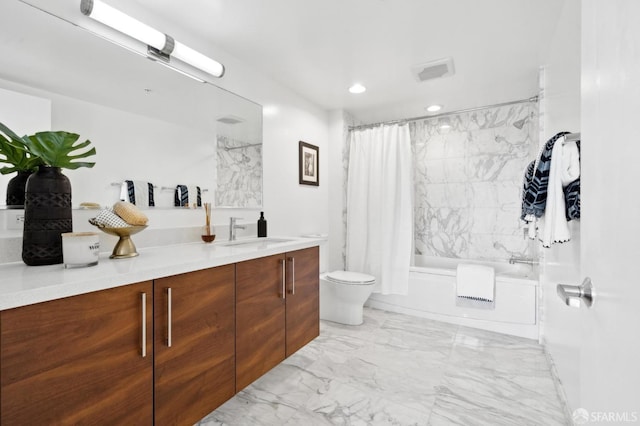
[411,57,455,82]
[217,115,245,125]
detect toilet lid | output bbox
[326,270,376,285]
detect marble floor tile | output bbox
[197,308,569,426]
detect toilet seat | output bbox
[325,270,375,285]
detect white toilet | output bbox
[320,270,376,325]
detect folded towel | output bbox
[120,180,155,207]
[174,185,202,207]
[456,264,495,302]
[90,208,130,228]
[539,137,580,247]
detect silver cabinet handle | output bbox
[288,257,296,295]
[557,277,594,308]
[167,287,172,347]
[141,292,147,358]
[281,258,286,299]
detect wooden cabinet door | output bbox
[236,254,286,391]
[1,281,153,425]
[154,265,235,426]
[285,246,320,357]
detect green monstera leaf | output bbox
[0,122,40,175]
[0,122,96,170]
[25,131,96,169]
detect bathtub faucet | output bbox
[508,256,538,265]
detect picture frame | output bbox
[299,141,319,186]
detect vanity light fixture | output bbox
[80,0,225,79]
[149,53,206,83]
[349,83,367,94]
[426,104,442,113]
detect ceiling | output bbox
[4,0,567,124]
[126,0,566,123]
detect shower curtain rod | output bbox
[348,95,539,131]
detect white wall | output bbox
[146,16,331,241]
[327,110,346,273]
[0,86,51,203]
[539,0,582,413]
[124,1,332,241]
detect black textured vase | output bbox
[22,166,72,266]
[6,170,32,209]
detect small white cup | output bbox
[62,232,100,268]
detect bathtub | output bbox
[365,256,539,339]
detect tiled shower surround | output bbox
[410,102,538,261]
[216,135,262,208]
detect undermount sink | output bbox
[221,238,294,247]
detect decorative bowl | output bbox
[90,221,147,259]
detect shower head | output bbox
[513,117,528,129]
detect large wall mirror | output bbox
[0,0,262,210]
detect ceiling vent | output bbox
[217,115,245,125]
[411,57,455,82]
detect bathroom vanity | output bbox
[0,238,320,425]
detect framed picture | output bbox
[299,141,319,186]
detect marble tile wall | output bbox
[341,111,359,269]
[216,135,262,208]
[410,103,539,261]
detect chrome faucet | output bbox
[508,256,538,265]
[229,217,245,241]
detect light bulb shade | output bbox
[172,41,225,78]
[80,0,225,79]
[81,0,166,51]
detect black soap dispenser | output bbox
[257,211,267,237]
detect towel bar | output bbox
[110,183,208,192]
[160,186,209,192]
[110,182,158,188]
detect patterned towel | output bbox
[174,185,202,207]
[539,137,575,247]
[120,180,155,207]
[564,140,581,220]
[520,160,536,221]
[521,131,570,219]
[90,208,129,228]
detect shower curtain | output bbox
[346,124,413,295]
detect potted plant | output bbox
[0,125,40,208]
[0,122,96,266]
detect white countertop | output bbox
[0,236,324,311]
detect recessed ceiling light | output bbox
[263,105,279,116]
[426,104,442,112]
[349,83,366,94]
